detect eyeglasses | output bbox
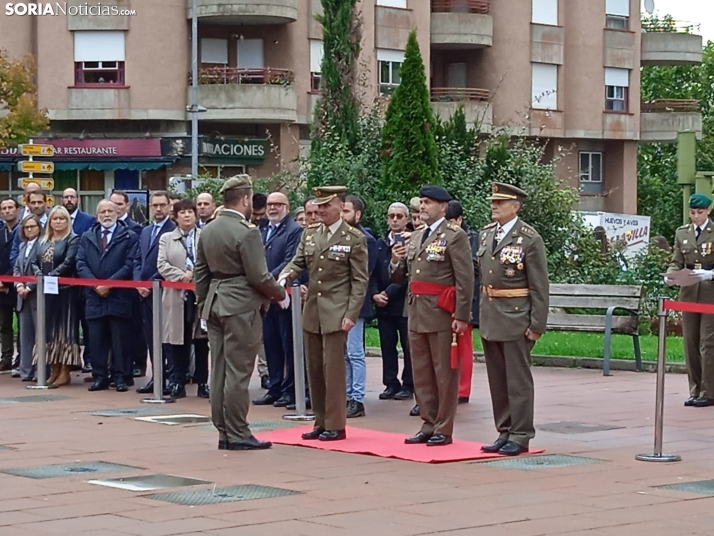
[23,224,39,230]
[267,202,287,207]
[151,203,168,209]
[387,213,406,220]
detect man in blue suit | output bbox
[134,191,176,394]
[252,192,303,407]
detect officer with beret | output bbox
[195,175,288,451]
[478,182,549,456]
[407,196,424,232]
[279,186,369,441]
[391,185,474,446]
[666,193,714,407]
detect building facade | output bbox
[0,0,704,214]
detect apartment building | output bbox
[0,0,704,213]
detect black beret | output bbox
[418,185,452,203]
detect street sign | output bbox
[18,161,54,174]
[21,195,54,207]
[20,144,55,157]
[19,178,54,190]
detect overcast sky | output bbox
[647,0,714,44]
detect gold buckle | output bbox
[695,263,702,269]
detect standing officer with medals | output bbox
[279,186,369,441]
[391,186,474,447]
[666,193,714,407]
[478,183,549,456]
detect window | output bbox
[377,0,407,7]
[531,63,558,109]
[605,0,629,30]
[579,152,603,183]
[73,31,126,87]
[378,49,405,96]
[238,39,264,68]
[201,38,228,65]
[532,0,558,25]
[605,67,629,112]
[310,40,324,93]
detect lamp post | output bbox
[191,0,198,180]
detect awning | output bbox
[53,159,175,171]
[0,162,12,171]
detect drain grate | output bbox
[477,454,602,470]
[538,421,624,434]
[1,461,141,479]
[146,484,301,505]
[135,414,211,426]
[657,479,714,495]
[0,394,71,404]
[188,420,301,432]
[87,407,176,417]
[89,474,211,491]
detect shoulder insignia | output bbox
[483,222,497,230]
[308,223,321,228]
[520,224,535,235]
[446,223,458,231]
[240,219,256,229]
[347,226,361,235]
[677,224,689,231]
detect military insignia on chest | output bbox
[702,243,712,256]
[505,268,516,277]
[500,246,524,265]
[305,235,316,248]
[426,239,447,262]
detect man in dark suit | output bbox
[77,200,140,392]
[110,191,143,235]
[0,198,19,372]
[10,190,48,267]
[62,188,96,237]
[253,192,303,408]
[134,191,176,393]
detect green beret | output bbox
[689,193,712,209]
[221,174,252,194]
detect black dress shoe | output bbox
[136,381,154,394]
[498,441,528,456]
[81,364,92,374]
[684,396,698,407]
[409,404,420,416]
[379,386,400,400]
[132,368,145,378]
[169,383,186,398]
[346,401,366,418]
[693,397,714,407]
[426,434,452,446]
[218,440,228,450]
[273,395,293,408]
[11,370,20,378]
[253,393,279,406]
[260,375,270,390]
[88,380,110,392]
[286,398,311,411]
[21,377,35,382]
[301,428,325,440]
[319,430,346,441]
[458,396,470,404]
[197,384,210,398]
[481,438,508,453]
[227,436,272,450]
[404,432,432,444]
[115,378,128,392]
[394,388,414,401]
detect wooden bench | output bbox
[547,284,643,376]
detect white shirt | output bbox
[423,217,445,238]
[100,223,118,245]
[496,216,519,244]
[24,238,37,259]
[694,219,711,237]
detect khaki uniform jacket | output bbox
[194,210,285,319]
[281,219,369,335]
[392,220,474,332]
[667,222,714,304]
[478,219,549,341]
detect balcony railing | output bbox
[431,0,489,14]
[430,87,490,102]
[642,17,700,35]
[640,99,700,113]
[193,67,295,86]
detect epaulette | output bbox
[347,226,361,235]
[482,222,497,230]
[520,223,536,235]
[308,223,321,229]
[446,223,458,231]
[677,224,689,231]
[240,219,256,229]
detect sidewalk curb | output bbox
[365,347,687,374]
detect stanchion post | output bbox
[141,280,174,404]
[636,297,681,462]
[284,283,314,422]
[28,275,53,390]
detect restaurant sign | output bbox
[160,137,268,164]
[0,139,163,159]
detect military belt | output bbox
[686,264,714,270]
[481,286,530,298]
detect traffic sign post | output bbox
[20,195,54,207]
[19,161,54,174]
[20,144,55,157]
[19,178,54,190]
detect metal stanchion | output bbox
[28,275,53,390]
[284,283,314,422]
[636,297,681,462]
[141,280,174,404]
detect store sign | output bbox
[578,211,651,259]
[0,139,162,159]
[203,139,267,161]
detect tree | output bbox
[381,31,440,200]
[0,49,49,149]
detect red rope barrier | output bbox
[0,275,195,291]
[663,299,714,315]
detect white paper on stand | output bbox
[44,276,59,295]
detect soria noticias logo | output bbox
[4,3,137,16]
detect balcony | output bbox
[641,20,703,66]
[430,0,493,49]
[189,0,298,25]
[195,67,297,123]
[640,99,702,142]
[430,88,492,133]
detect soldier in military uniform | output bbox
[194,176,288,451]
[666,193,714,407]
[391,186,474,446]
[279,186,369,441]
[478,182,549,456]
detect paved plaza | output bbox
[0,359,713,536]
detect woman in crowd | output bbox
[157,198,209,399]
[13,215,42,381]
[33,206,81,387]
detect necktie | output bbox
[266,224,276,242]
[696,227,702,240]
[493,226,503,251]
[101,229,110,251]
[421,226,432,246]
[151,224,160,244]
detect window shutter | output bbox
[310,40,324,73]
[200,38,228,64]
[74,31,125,62]
[532,0,558,25]
[377,49,405,63]
[377,0,407,7]
[238,39,264,68]
[531,63,558,109]
[605,67,629,87]
[605,0,630,17]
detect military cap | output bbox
[409,196,421,213]
[488,182,528,201]
[689,193,712,209]
[221,174,252,194]
[312,185,347,205]
[418,185,452,203]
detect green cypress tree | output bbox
[381,31,440,196]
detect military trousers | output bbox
[208,308,262,443]
[409,329,460,437]
[481,337,535,447]
[682,311,714,398]
[304,330,348,431]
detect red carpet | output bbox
[262,425,544,464]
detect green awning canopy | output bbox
[0,162,12,171]
[53,160,173,171]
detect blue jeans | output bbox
[345,318,366,403]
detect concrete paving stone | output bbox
[113,517,238,536]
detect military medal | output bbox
[703,243,712,255]
[517,237,523,244]
[505,268,515,277]
[517,263,524,270]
